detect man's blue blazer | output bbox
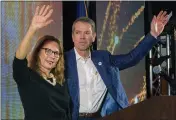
[65,33,158,119]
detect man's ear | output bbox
[92,32,96,42]
[72,33,74,42]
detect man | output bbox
[65,11,169,120]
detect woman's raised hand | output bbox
[31,5,53,30]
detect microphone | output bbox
[153,66,162,74]
[153,66,176,88]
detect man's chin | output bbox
[78,47,90,51]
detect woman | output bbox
[13,5,71,120]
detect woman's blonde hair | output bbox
[30,35,65,85]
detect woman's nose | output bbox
[49,52,55,58]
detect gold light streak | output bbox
[5,39,9,64]
[107,2,120,52]
[97,2,146,105]
[120,6,144,40]
[97,1,112,49]
[130,76,147,105]
[111,5,145,54]
[5,101,9,119]
[133,35,145,48]
[84,0,88,17]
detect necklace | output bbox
[43,73,56,86]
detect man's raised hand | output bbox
[150,10,169,38]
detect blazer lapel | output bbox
[91,51,112,88]
[66,49,80,107]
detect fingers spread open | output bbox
[156,11,163,20]
[163,19,169,26]
[34,6,40,16]
[42,5,51,16]
[39,5,46,15]
[161,11,167,18]
[160,11,167,21]
[45,9,53,20]
[151,15,157,25]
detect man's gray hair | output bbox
[72,17,96,33]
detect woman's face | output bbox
[38,41,60,72]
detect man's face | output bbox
[72,21,96,52]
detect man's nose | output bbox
[80,33,86,38]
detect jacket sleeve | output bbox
[109,33,159,70]
[13,56,30,85]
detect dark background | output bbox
[63,1,176,51]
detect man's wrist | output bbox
[150,31,157,39]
